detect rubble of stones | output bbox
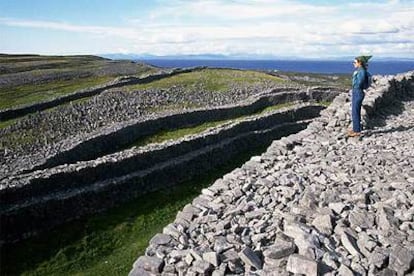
[130,71,414,276]
[0,76,302,179]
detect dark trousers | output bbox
[352,88,365,132]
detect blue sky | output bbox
[0,0,413,58]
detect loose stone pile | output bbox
[130,72,414,275]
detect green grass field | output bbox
[0,54,156,110]
[0,76,114,110]
[126,68,287,92]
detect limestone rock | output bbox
[132,256,164,274]
[388,245,414,275]
[239,246,263,269]
[263,238,296,259]
[286,254,319,275]
[312,214,333,235]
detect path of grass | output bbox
[0,76,113,110]
[129,102,296,149]
[0,143,270,276]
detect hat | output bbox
[356,55,372,65]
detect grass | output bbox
[131,119,233,148]
[0,76,114,110]
[0,54,157,110]
[126,68,287,92]
[273,71,351,89]
[317,100,332,107]
[0,117,19,129]
[0,143,270,276]
[129,102,296,149]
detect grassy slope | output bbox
[126,68,286,92]
[0,76,113,109]
[0,54,156,110]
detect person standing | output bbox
[348,55,372,137]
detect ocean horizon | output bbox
[139,59,414,75]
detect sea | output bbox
[140,59,414,75]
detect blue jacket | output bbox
[352,68,368,90]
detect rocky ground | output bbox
[131,80,414,275]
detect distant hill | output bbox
[100,53,414,61]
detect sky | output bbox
[0,0,413,59]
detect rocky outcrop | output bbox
[130,71,414,275]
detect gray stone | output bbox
[185,253,194,265]
[377,268,397,276]
[163,224,181,240]
[286,254,319,276]
[212,263,227,276]
[369,247,388,269]
[128,266,152,276]
[150,233,172,246]
[213,236,233,253]
[388,245,414,275]
[221,249,239,263]
[312,214,334,235]
[202,251,219,267]
[349,209,375,229]
[192,259,213,274]
[133,256,164,274]
[239,246,263,269]
[377,206,399,231]
[341,232,361,257]
[263,238,296,259]
[337,264,354,276]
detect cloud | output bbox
[1,0,413,57]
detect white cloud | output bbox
[1,0,413,57]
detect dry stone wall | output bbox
[129,71,414,276]
[0,102,325,244]
[0,87,338,178]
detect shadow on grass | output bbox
[0,143,270,276]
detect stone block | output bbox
[286,254,319,276]
[128,266,152,276]
[202,251,219,267]
[349,209,374,229]
[239,246,263,269]
[263,238,296,259]
[388,245,414,275]
[337,264,354,276]
[132,255,164,274]
[341,232,361,257]
[150,233,172,246]
[312,214,333,235]
[193,259,213,275]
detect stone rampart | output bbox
[27,88,337,173]
[0,103,325,244]
[130,71,414,275]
